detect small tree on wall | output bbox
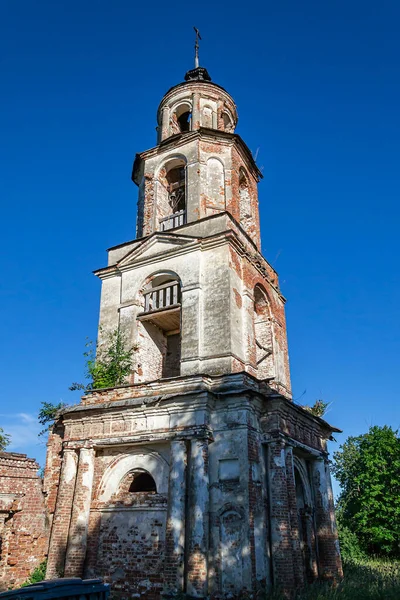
[70,327,136,391]
[39,328,136,435]
[0,427,11,451]
[303,399,331,418]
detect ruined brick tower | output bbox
[45,58,343,598]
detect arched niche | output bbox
[206,157,225,214]
[218,505,245,593]
[136,272,182,382]
[156,156,187,230]
[253,285,275,380]
[222,110,234,133]
[94,451,169,592]
[97,450,169,504]
[239,167,252,225]
[202,104,214,128]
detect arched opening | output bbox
[253,285,274,380]
[129,471,157,493]
[177,111,191,132]
[137,273,182,381]
[171,103,192,134]
[157,158,187,231]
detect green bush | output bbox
[338,523,367,561]
[21,560,47,587]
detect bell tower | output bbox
[45,48,343,600]
[135,63,260,248]
[94,60,291,394]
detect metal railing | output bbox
[143,281,181,313]
[159,210,186,231]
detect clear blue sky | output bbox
[1,1,399,488]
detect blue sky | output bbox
[1,1,399,491]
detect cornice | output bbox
[132,129,262,184]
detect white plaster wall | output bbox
[199,142,232,221]
[97,275,121,343]
[199,244,232,369]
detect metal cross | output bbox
[194,27,201,68]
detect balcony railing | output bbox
[159,210,186,231]
[143,281,181,314]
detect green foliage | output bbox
[37,329,135,438]
[332,425,400,557]
[337,520,367,561]
[0,426,11,451]
[38,401,68,437]
[70,328,136,391]
[21,560,47,587]
[302,399,330,418]
[263,558,400,600]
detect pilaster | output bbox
[187,439,209,597]
[64,446,95,577]
[164,440,187,593]
[46,448,78,579]
[266,440,296,591]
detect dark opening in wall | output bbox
[163,332,181,378]
[167,166,186,213]
[177,110,191,132]
[129,471,157,493]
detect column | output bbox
[164,440,187,593]
[266,440,296,592]
[311,458,343,580]
[186,439,209,598]
[161,106,169,140]
[192,92,201,130]
[46,448,78,579]
[64,446,95,577]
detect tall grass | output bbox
[267,558,400,600]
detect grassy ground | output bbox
[267,558,400,599]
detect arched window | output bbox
[137,273,182,381]
[157,158,187,230]
[171,103,192,134]
[129,471,157,493]
[107,468,159,504]
[253,285,274,380]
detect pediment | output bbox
[118,232,198,267]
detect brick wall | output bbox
[0,452,48,590]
